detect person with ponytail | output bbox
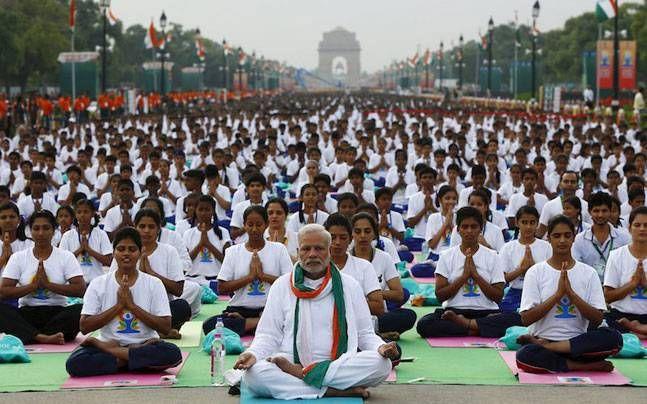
[562,196,589,235]
[286,184,329,233]
[59,199,112,284]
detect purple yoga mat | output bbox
[24,333,86,354]
[62,351,190,389]
[499,351,630,385]
[426,337,499,348]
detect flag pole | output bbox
[71,9,76,104]
[596,23,601,108]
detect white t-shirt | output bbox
[520,261,606,341]
[217,241,293,309]
[16,194,59,219]
[498,239,552,289]
[102,205,136,233]
[505,192,549,219]
[383,210,406,247]
[3,247,83,307]
[263,228,298,259]
[0,238,34,271]
[450,222,505,252]
[539,196,591,226]
[434,245,505,310]
[59,227,113,283]
[229,199,266,243]
[159,228,192,273]
[370,249,400,291]
[603,245,647,314]
[338,254,381,297]
[57,183,92,202]
[424,212,454,255]
[81,271,170,346]
[406,191,435,238]
[183,226,231,279]
[286,210,329,233]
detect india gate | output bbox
[317,27,361,87]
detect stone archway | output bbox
[318,27,361,87]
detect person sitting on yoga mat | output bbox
[498,206,552,313]
[350,212,416,339]
[0,210,85,344]
[424,185,458,261]
[603,206,647,335]
[286,184,329,233]
[374,187,405,247]
[203,205,292,336]
[354,203,400,266]
[406,166,437,239]
[129,209,189,339]
[234,224,398,400]
[450,188,505,252]
[515,215,623,373]
[417,207,520,338]
[65,227,182,377]
[265,198,298,262]
[324,213,384,318]
[336,192,359,220]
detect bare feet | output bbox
[516,334,549,346]
[566,359,614,373]
[225,312,244,319]
[81,336,120,351]
[325,387,370,399]
[617,318,641,331]
[160,329,182,339]
[268,356,304,379]
[441,310,471,328]
[34,332,65,345]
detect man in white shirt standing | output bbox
[235,224,398,400]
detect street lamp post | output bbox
[238,48,243,93]
[159,11,167,96]
[223,39,229,91]
[487,17,494,95]
[531,1,540,100]
[439,42,444,91]
[99,0,110,93]
[612,0,620,111]
[458,34,464,90]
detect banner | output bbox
[619,40,636,90]
[596,40,613,90]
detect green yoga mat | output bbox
[612,359,647,386]
[193,301,229,322]
[395,331,517,385]
[240,383,362,403]
[0,352,70,392]
[165,321,203,348]
[173,347,238,388]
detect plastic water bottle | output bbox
[210,318,225,386]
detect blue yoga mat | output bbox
[240,383,363,403]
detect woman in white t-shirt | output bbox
[350,213,416,337]
[0,202,33,274]
[204,205,292,336]
[516,215,622,374]
[425,185,458,261]
[324,213,384,316]
[449,189,505,252]
[134,209,190,339]
[603,206,647,336]
[417,207,520,338]
[0,211,85,345]
[265,198,298,262]
[498,206,552,313]
[65,227,182,377]
[286,184,329,233]
[59,199,112,284]
[174,192,200,237]
[183,195,231,282]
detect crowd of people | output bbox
[0,91,645,399]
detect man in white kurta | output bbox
[235,224,397,400]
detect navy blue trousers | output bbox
[499,288,522,313]
[604,309,647,333]
[416,308,522,338]
[170,299,192,331]
[0,303,82,344]
[378,308,417,334]
[65,340,182,377]
[516,327,623,373]
[202,305,263,336]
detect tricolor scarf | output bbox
[291,262,348,388]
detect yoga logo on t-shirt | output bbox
[462,278,480,297]
[29,274,50,300]
[116,311,140,334]
[199,247,213,263]
[247,278,266,296]
[630,286,647,300]
[555,297,577,319]
[80,252,93,266]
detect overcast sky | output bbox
[111,0,637,72]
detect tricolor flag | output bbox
[422,49,432,66]
[107,7,119,26]
[596,0,617,22]
[407,52,419,68]
[195,36,206,61]
[69,0,76,30]
[145,21,160,49]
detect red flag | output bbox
[69,0,76,29]
[145,21,160,49]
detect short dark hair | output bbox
[629,206,647,226]
[324,212,352,236]
[351,212,378,240]
[134,208,161,228]
[29,210,57,229]
[265,197,288,215]
[456,206,483,228]
[547,214,575,235]
[588,192,612,211]
[112,227,142,250]
[243,205,268,223]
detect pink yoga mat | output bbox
[642,339,647,347]
[241,335,254,348]
[426,337,499,348]
[499,351,630,385]
[218,295,230,302]
[24,333,86,354]
[385,369,396,382]
[62,352,190,389]
[412,276,435,284]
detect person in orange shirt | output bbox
[58,96,71,125]
[37,96,54,129]
[98,93,111,120]
[111,93,124,116]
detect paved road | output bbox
[4,384,647,404]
